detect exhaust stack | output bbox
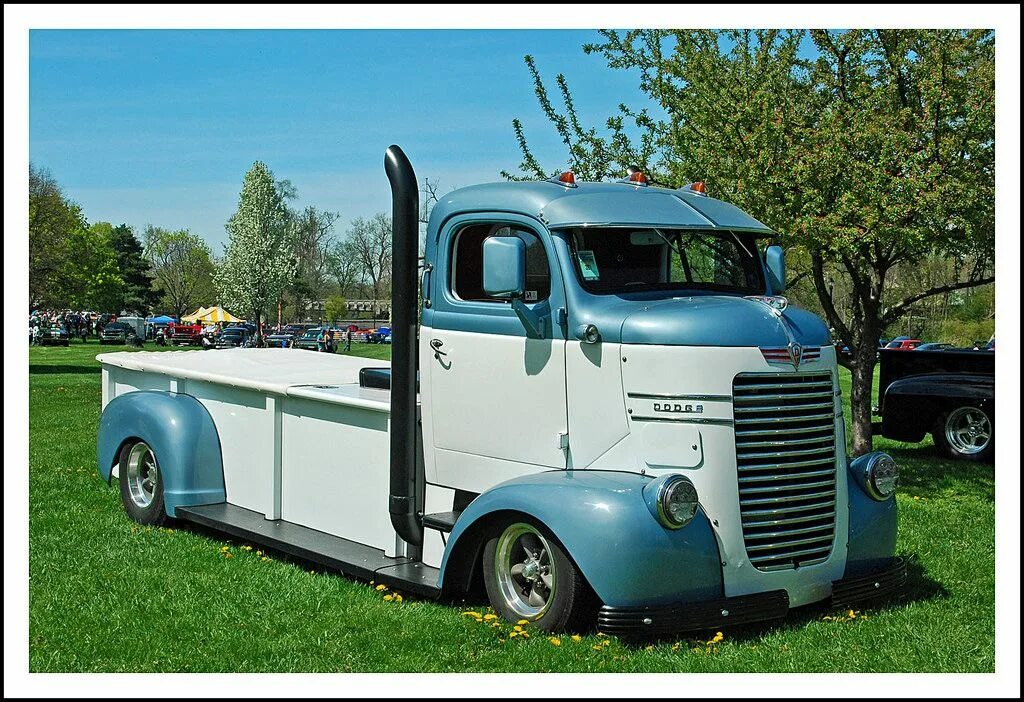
[384,145,423,547]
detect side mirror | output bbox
[765,245,786,295]
[482,236,526,299]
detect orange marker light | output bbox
[690,181,707,194]
[558,171,576,185]
[628,171,647,184]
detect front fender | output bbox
[438,470,723,608]
[97,390,225,516]
[844,454,898,578]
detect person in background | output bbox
[345,327,353,352]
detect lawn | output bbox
[27,341,994,672]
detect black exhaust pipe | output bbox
[384,145,422,548]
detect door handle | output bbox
[429,338,446,357]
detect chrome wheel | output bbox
[944,407,991,456]
[494,523,556,620]
[125,441,159,509]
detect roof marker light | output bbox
[681,181,708,196]
[628,171,647,184]
[547,171,578,188]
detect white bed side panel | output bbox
[188,380,278,518]
[109,367,173,399]
[280,397,395,553]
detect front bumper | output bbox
[597,557,907,637]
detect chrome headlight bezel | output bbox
[862,452,899,501]
[655,475,699,529]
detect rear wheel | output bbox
[933,406,993,462]
[118,441,168,526]
[483,521,595,632]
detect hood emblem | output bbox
[787,341,803,368]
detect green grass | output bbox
[28,341,994,671]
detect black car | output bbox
[214,327,251,349]
[100,322,136,345]
[875,348,994,461]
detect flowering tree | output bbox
[216,161,296,339]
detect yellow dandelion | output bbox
[549,637,561,646]
[219,545,230,552]
[383,594,394,602]
[256,550,263,556]
[491,622,501,628]
[394,594,403,603]
[509,631,519,638]
[592,645,603,651]
[261,556,270,562]
[601,639,611,647]
[223,552,233,559]
[483,613,498,621]
[241,545,252,552]
[519,632,529,638]
[375,584,388,591]
[596,632,608,637]
[571,634,582,642]
[847,609,857,619]
[463,611,483,619]
[165,529,173,534]
[513,625,523,633]
[516,619,529,626]
[644,645,654,652]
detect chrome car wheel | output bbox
[125,441,159,508]
[494,523,556,619]
[944,407,991,456]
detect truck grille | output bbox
[733,371,838,572]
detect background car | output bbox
[99,321,136,345]
[214,326,252,348]
[915,342,955,351]
[885,338,923,351]
[292,328,323,351]
[39,324,70,347]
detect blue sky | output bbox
[29,29,655,250]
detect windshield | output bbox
[301,330,320,339]
[564,227,765,295]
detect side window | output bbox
[451,224,551,303]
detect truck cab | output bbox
[95,146,906,636]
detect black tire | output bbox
[117,441,168,526]
[932,405,994,462]
[483,520,596,633]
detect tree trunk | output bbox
[848,337,878,456]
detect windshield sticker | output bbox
[524,290,538,302]
[576,250,600,280]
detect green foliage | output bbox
[28,165,125,310]
[216,162,297,329]
[144,226,216,319]
[323,294,348,325]
[104,223,160,314]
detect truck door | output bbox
[424,216,568,492]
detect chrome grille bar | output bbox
[734,371,838,571]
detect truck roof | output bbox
[428,180,773,234]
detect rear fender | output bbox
[438,470,723,608]
[97,390,225,516]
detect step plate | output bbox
[176,503,441,598]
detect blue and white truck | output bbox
[96,146,906,636]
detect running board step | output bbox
[422,511,462,533]
[176,503,441,598]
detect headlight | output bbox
[656,476,699,529]
[863,453,899,500]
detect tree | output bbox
[216,161,296,338]
[510,29,995,454]
[289,206,340,320]
[324,294,348,326]
[144,226,216,320]
[347,213,393,303]
[327,238,362,298]
[94,222,160,314]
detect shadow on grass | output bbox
[29,364,100,375]
[887,445,995,502]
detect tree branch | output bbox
[883,275,995,325]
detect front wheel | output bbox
[118,440,168,525]
[483,521,595,632]
[933,406,994,462]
